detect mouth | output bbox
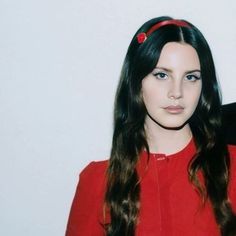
[164,105,184,114]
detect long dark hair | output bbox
[104,16,236,235]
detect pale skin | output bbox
[142,42,202,155]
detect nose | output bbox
[168,80,183,99]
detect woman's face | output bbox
[142,42,202,129]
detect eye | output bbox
[153,72,168,80]
[185,74,201,82]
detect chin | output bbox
[156,118,189,130]
[159,122,187,130]
[147,113,190,130]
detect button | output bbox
[155,154,169,161]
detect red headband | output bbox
[137,19,190,44]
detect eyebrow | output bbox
[155,67,201,74]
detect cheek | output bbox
[185,85,202,107]
[142,88,163,108]
[195,84,202,103]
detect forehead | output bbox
[157,42,200,70]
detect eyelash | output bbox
[153,72,201,81]
[185,74,201,81]
[153,72,168,80]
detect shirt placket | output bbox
[154,154,173,236]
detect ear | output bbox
[222,102,236,145]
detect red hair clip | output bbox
[137,19,190,44]
[137,33,147,43]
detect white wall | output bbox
[0,0,235,235]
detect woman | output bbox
[66,16,236,235]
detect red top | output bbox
[66,139,236,236]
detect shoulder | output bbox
[227,144,236,175]
[72,160,109,204]
[228,144,236,157]
[78,160,109,192]
[227,145,236,211]
[228,144,236,169]
[79,160,108,181]
[66,160,109,235]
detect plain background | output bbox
[0,0,236,235]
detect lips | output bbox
[164,105,184,114]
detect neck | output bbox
[144,117,192,155]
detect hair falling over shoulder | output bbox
[104,16,236,236]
